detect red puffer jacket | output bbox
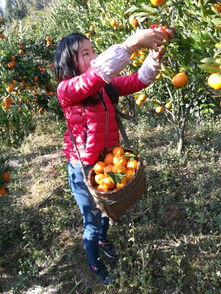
[57,67,146,165]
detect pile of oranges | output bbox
[91,146,139,192]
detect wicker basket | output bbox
[87,151,146,221]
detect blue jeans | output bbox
[67,162,110,267]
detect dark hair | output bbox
[54,32,119,105]
[54,32,87,82]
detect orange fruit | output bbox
[33,76,39,82]
[94,161,106,174]
[165,103,172,109]
[104,153,114,165]
[0,187,7,195]
[96,184,108,192]
[113,155,127,167]
[129,16,139,27]
[126,159,138,170]
[110,19,118,28]
[150,0,165,6]
[112,146,124,156]
[137,94,147,102]
[0,33,5,39]
[6,84,14,93]
[94,173,106,185]
[116,177,128,189]
[45,36,52,42]
[214,2,221,13]
[130,50,139,60]
[3,97,13,104]
[101,176,115,190]
[103,164,114,174]
[7,61,16,68]
[2,172,10,181]
[112,165,127,174]
[208,73,221,90]
[172,72,188,88]
[86,32,93,38]
[126,169,136,180]
[18,49,25,55]
[155,106,164,113]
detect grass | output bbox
[0,112,221,293]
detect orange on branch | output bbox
[7,61,16,68]
[3,97,12,104]
[165,103,172,109]
[6,84,14,93]
[208,73,221,90]
[214,2,221,13]
[155,106,164,113]
[150,0,165,6]
[129,16,139,27]
[2,172,10,181]
[110,19,118,28]
[0,187,7,196]
[172,72,188,88]
[18,49,25,55]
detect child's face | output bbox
[77,39,97,74]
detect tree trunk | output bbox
[176,126,185,154]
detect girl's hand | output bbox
[151,45,166,60]
[123,29,165,54]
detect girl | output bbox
[54,28,170,285]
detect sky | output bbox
[0,0,6,10]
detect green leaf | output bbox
[201,57,217,64]
[198,64,221,73]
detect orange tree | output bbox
[39,0,221,153]
[122,0,221,153]
[0,19,56,147]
